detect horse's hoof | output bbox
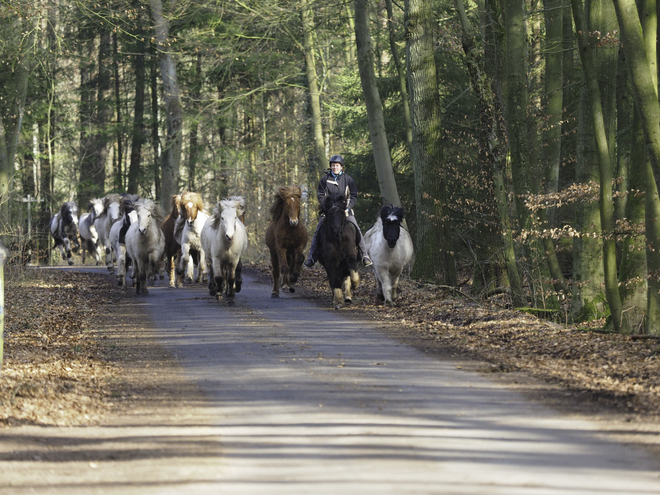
[227,299,235,306]
[344,298,352,305]
[271,292,279,298]
[68,260,74,266]
[289,287,295,293]
[334,304,342,310]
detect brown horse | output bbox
[177,191,208,283]
[265,185,308,297]
[161,194,182,288]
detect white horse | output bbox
[364,205,414,306]
[110,208,138,290]
[177,192,209,284]
[201,197,248,303]
[125,199,165,296]
[94,194,123,272]
[79,198,104,265]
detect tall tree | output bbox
[0,13,33,232]
[151,0,182,202]
[454,0,525,307]
[571,0,623,331]
[127,35,147,195]
[301,0,327,176]
[353,0,402,207]
[405,0,456,284]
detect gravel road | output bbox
[1,267,660,494]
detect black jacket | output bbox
[317,171,358,213]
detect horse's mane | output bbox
[97,193,122,218]
[179,191,205,219]
[60,201,78,216]
[319,195,345,216]
[380,204,405,224]
[170,194,181,218]
[121,194,141,214]
[269,185,301,221]
[88,198,103,212]
[227,195,247,218]
[136,198,164,224]
[210,196,246,229]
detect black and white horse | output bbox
[109,194,140,289]
[50,201,80,265]
[364,204,414,306]
[79,198,104,265]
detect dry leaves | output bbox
[0,269,123,427]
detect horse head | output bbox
[322,196,348,239]
[88,198,104,222]
[218,198,243,244]
[380,204,405,249]
[103,194,123,222]
[272,186,302,227]
[135,199,156,236]
[61,201,79,227]
[180,192,205,226]
[170,194,182,220]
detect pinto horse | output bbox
[265,185,308,297]
[176,191,208,284]
[50,201,80,265]
[364,204,414,306]
[317,196,361,309]
[79,198,104,265]
[161,194,182,288]
[201,196,248,304]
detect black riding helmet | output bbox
[329,155,344,166]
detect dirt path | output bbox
[1,268,660,494]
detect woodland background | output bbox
[2,0,660,334]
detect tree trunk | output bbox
[454,0,525,307]
[571,0,624,331]
[150,44,161,199]
[0,20,32,231]
[112,32,123,192]
[79,30,111,206]
[301,0,327,177]
[385,0,413,158]
[151,0,182,203]
[353,0,402,207]
[186,53,202,191]
[405,0,456,285]
[128,37,147,195]
[613,0,660,192]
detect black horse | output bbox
[317,196,361,309]
[50,201,80,265]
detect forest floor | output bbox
[1,262,659,446]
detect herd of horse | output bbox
[49,187,414,308]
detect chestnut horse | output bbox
[265,185,308,297]
[161,194,182,287]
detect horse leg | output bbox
[117,244,127,289]
[381,274,394,306]
[276,246,290,293]
[269,248,280,297]
[343,276,353,305]
[63,238,74,266]
[208,264,217,297]
[234,260,243,293]
[287,249,305,293]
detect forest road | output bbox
[2,266,660,494]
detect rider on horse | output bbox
[304,154,373,268]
